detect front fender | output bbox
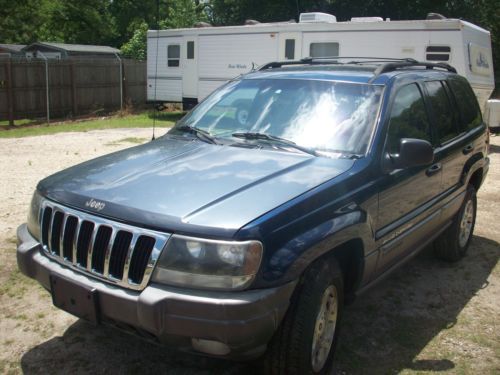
[255,210,375,287]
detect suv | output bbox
[17,58,489,374]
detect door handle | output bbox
[462,144,474,155]
[426,163,441,176]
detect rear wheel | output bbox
[434,185,477,262]
[262,256,344,374]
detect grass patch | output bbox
[0,268,37,299]
[0,118,32,126]
[0,359,21,375]
[0,111,183,139]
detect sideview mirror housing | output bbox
[385,138,434,171]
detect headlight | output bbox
[27,190,42,241]
[151,235,263,290]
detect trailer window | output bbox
[309,42,339,58]
[167,45,180,67]
[187,41,194,59]
[285,39,295,60]
[426,46,451,62]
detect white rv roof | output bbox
[147,18,489,38]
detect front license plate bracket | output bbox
[50,274,100,325]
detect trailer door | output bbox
[182,36,198,101]
[279,32,302,60]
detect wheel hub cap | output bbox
[311,285,338,372]
[459,199,474,248]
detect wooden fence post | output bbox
[6,59,14,126]
[70,61,77,116]
[122,60,128,106]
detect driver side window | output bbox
[387,84,431,154]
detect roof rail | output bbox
[372,61,457,76]
[258,57,418,71]
[259,57,457,77]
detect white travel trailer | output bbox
[147,12,494,110]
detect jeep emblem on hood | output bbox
[85,198,105,211]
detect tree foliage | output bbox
[120,21,149,60]
[0,0,497,83]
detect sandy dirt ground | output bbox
[0,129,498,374]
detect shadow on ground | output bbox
[21,235,498,374]
[488,142,500,154]
[147,111,185,123]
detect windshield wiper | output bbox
[232,132,317,157]
[176,125,218,144]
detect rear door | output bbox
[376,83,442,272]
[422,80,463,194]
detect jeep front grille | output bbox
[39,200,170,290]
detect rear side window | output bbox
[387,83,431,154]
[309,42,339,58]
[167,44,180,67]
[448,78,482,132]
[424,81,458,143]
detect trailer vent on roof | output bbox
[299,12,337,23]
[194,22,212,28]
[351,17,383,22]
[426,13,447,20]
[245,19,260,25]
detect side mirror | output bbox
[384,138,434,171]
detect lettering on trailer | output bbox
[228,64,248,69]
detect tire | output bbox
[434,184,477,262]
[262,256,344,375]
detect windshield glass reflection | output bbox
[174,78,383,155]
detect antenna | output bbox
[152,0,160,141]
[295,0,300,20]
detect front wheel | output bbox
[262,256,344,374]
[434,184,477,262]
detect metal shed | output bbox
[23,42,120,59]
[0,44,26,58]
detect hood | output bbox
[38,136,354,236]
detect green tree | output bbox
[121,21,148,60]
[37,0,117,45]
[162,0,207,29]
[0,0,48,43]
[120,0,207,60]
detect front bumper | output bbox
[17,224,296,359]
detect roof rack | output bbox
[259,57,416,71]
[258,57,457,75]
[373,61,456,75]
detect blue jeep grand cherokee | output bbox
[17,58,489,374]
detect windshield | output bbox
[174,78,383,155]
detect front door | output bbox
[182,36,197,99]
[376,83,443,272]
[279,32,302,61]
